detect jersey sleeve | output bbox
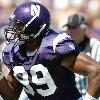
[2,43,15,70]
[53,33,80,55]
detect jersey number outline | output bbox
[13,64,57,97]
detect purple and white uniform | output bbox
[2,29,81,100]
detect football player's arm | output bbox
[0,66,23,100]
[61,52,100,98]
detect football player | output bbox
[0,2,100,100]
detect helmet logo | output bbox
[25,4,40,28]
[31,4,40,17]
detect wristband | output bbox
[0,72,5,80]
[84,93,98,100]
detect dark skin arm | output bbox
[61,52,100,98]
[0,70,23,100]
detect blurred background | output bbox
[0,0,100,41]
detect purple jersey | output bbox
[2,29,81,100]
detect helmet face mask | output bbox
[4,18,26,42]
[4,2,51,43]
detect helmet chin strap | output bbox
[16,37,25,45]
